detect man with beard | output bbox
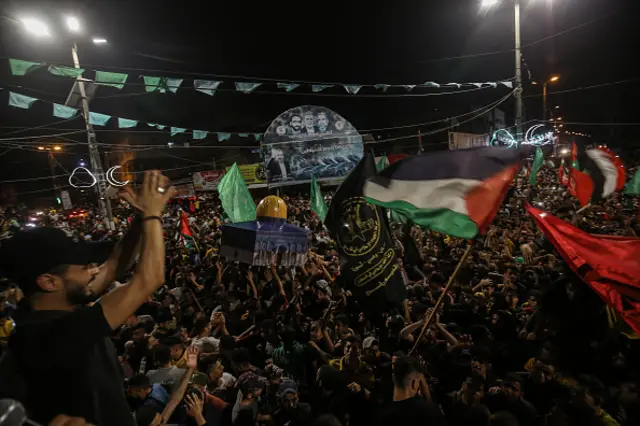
[288,114,303,138]
[0,170,175,426]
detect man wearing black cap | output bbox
[0,171,175,426]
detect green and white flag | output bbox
[218,163,256,223]
[625,169,640,195]
[310,175,328,222]
[529,147,544,186]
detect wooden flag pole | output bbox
[410,243,473,355]
[576,203,591,214]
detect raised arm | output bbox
[160,346,199,425]
[100,171,176,330]
[88,217,143,296]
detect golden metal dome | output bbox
[256,195,287,219]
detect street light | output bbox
[483,1,556,144]
[21,18,50,37]
[543,75,560,121]
[18,13,113,228]
[65,16,81,33]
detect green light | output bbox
[56,197,61,204]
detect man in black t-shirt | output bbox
[375,356,445,426]
[0,171,176,425]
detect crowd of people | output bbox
[0,154,639,426]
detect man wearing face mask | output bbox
[375,356,445,426]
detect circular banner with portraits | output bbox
[262,105,364,186]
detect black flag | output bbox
[326,153,407,311]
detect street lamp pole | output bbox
[513,0,523,145]
[542,81,548,121]
[71,42,114,229]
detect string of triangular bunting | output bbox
[5,90,262,143]
[8,58,514,95]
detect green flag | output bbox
[9,58,44,76]
[95,71,128,89]
[390,209,408,223]
[529,147,544,185]
[625,169,640,195]
[217,163,256,223]
[48,65,84,78]
[376,155,388,172]
[310,175,328,222]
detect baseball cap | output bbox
[363,336,379,350]
[0,227,112,296]
[278,379,298,398]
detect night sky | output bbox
[0,0,637,203]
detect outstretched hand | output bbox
[119,170,176,217]
[186,345,200,369]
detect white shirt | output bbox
[191,336,221,352]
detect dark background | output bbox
[0,0,637,205]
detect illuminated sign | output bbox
[490,124,556,148]
[69,165,130,188]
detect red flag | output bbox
[568,167,593,207]
[558,162,569,187]
[526,204,640,335]
[571,141,579,166]
[179,211,193,238]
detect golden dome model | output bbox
[256,195,287,219]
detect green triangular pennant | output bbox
[9,58,44,76]
[95,71,128,89]
[48,65,84,78]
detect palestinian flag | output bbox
[569,146,625,206]
[179,211,198,250]
[362,147,527,239]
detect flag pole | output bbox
[576,203,591,214]
[410,243,473,355]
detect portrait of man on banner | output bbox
[262,105,364,187]
[266,146,292,181]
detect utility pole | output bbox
[48,150,60,199]
[542,82,548,121]
[71,42,114,229]
[514,0,523,146]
